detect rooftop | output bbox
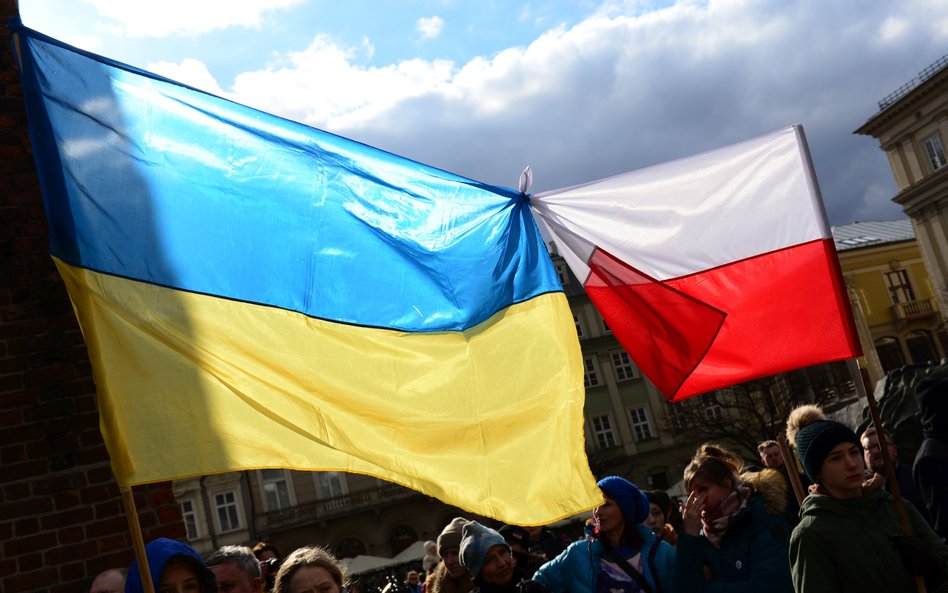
[877,53,948,111]
[831,219,915,251]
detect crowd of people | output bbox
[91,397,948,593]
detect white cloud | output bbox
[61,34,103,52]
[229,35,454,128]
[147,59,228,97]
[84,0,305,37]
[416,16,445,40]
[215,0,947,225]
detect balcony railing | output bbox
[894,298,938,320]
[262,483,420,531]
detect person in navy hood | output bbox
[125,538,217,593]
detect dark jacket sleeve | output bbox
[915,452,948,540]
[532,542,582,593]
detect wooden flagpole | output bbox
[121,486,157,593]
[847,358,926,593]
[777,434,805,505]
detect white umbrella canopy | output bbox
[391,540,427,564]
[341,555,394,575]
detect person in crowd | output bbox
[406,570,423,593]
[644,491,678,546]
[916,376,948,542]
[91,568,127,593]
[125,538,217,593]
[861,425,932,523]
[523,525,570,563]
[426,517,475,593]
[534,476,676,593]
[788,404,948,592]
[459,522,547,593]
[423,541,441,576]
[253,542,282,593]
[272,546,346,593]
[757,439,811,527]
[498,525,546,578]
[677,444,792,592]
[207,545,262,593]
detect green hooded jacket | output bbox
[790,488,948,593]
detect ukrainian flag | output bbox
[12,20,601,523]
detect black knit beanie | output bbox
[795,419,861,481]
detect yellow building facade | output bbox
[834,220,945,386]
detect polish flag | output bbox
[530,125,861,401]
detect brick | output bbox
[0,496,53,519]
[1,459,43,481]
[3,567,58,592]
[46,541,96,565]
[40,506,92,531]
[0,559,15,578]
[5,531,56,556]
[97,534,127,554]
[59,560,86,582]
[16,552,42,572]
[52,489,83,511]
[157,505,181,524]
[34,472,85,495]
[0,443,25,463]
[87,550,135,576]
[13,517,38,536]
[57,525,85,545]
[85,516,128,539]
[94,499,121,520]
[2,480,29,500]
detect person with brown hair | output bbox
[677,443,792,592]
[272,546,346,593]
[426,518,476,593]
[787,405,948,592]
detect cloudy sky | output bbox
[17,0,948,225]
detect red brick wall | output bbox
[0,4,186,592]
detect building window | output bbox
[556,264,570,287]
[390,525,419,556]
[666,401,689,431]
[214,491,242,533]
[705,400,724,421]
[602,318,612,334]
[259,469,293,511]
[591,413,618,449]
[180,499,200,540]
[884,269,915,304]
[573,314,585,338]
[316,472,349,512]
[583,356,600,388]
[335,537,367,559]
[923,133,948,172]
[649,470,670,490]
[628,407,654,441]
[875,336,904,373]
[612,351,637,381]
[907,330,938,365]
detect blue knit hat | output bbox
[795,419,861,481]
[597,476,649,524]
[459,521,509,579]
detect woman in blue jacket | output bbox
[533,476,675,593]
[677,444,793,593]
[125,538,217,593]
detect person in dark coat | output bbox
[787,404,948,593]
[915,376,948,542]
[861,425,932,524]
[678,444,793,593]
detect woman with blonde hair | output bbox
[676,443,793,592]
[273,546,347,593]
